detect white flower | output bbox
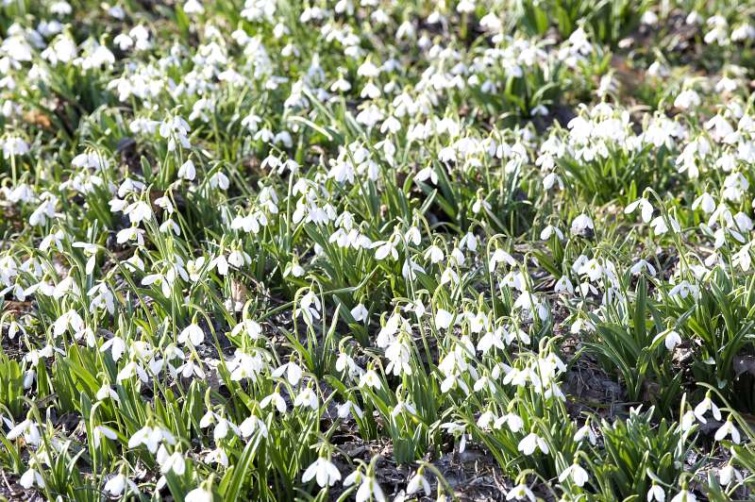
[373,239,398,261]
[298,291,321,324]
[719,464,742,486]
[96,385,120,403]
[630,259,657,276]
[669,281,700,300]
[490,249,517,269]
[574,424,597,445]
[541,225,565,241]
[714,420,740,444]
[157,446,186,475]
[260,392,287,413]
[178,324,205,346]
[406,471,431,496]
[128,426,175,454]
[435,309,453,330]
[649,215,680,235]
[625,197,654,223]
[124,200,153,224]
[185,487,214,502]
[647,484,665,502]
[694,394,722,424]
[558,463,589,487]
[351,304,369,322]
[571,214,594,236]
[415,166,438,185]
[518,432,549,455]
[92,425,118,448]
[506,484,535,502]
[183,0,204,15]
[302,457,341,487]
[239,415,268,439]
[674,89,701,110]
[353,475,384,502]
[104,474,139,497]
[19,468,45,489]
[670,490,697,502]
[664,330,682,350]
[231,320,263,340]
[178,160,196,180]
[272,362,303,386]
[7,419,41,446]
[294,387,319,410]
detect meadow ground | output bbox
[1,1,755,501]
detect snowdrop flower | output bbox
[722,172,749,202]
[578,258,603,282]
[104,474,139,498]
[518,432,549,455]
[558,462,589,487]
[337,401,364,419]
[719,464,743,486]
[681,410,697,433]
[649,215,680,235]
[272,361,303,386]
[185,486,214,502]
[350,304,369,322]
[128,426,176,454]
[574,424,597,445]
[472,196,491,214]
[19,467,45,489]
[415,166,438,185]
[670,490,697,502]
[669,281,700,300]
[477,329,505,354]
[298,291,321,324]
[647,484,665,502]
[625,197,654,222]
[178,324,205,346]
[630,259,657,276]
[178,160,196,180]
[663,330,682,350]
[490,249,517,269]
[424,245,445,264]
[302,457,341,487]
[260,391,287,413]
[373,237,399,261]
[124,200,153,224]
[239,414,268,439]
[294,387,319,410]
[506,484,536,502]
[435,309,453,330]
[406,470,431,496]
[714,419,740,444]
[343,469,386,502]
[100,337,126,362]
[571,214,594,237]
[674,89,701,110]
[205,447,229,467]
[92,425,118,448]
[694,393,722,424]
[3,136,29,158]
[731,23,755,41]
[540,225,564,241]
[157,446,186,475]
[704,15,728,46]
[402,259,425,280]
[7,419,41,446]
[209,171,229,190]
[648,61,670,78]
[183,0,204,15]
